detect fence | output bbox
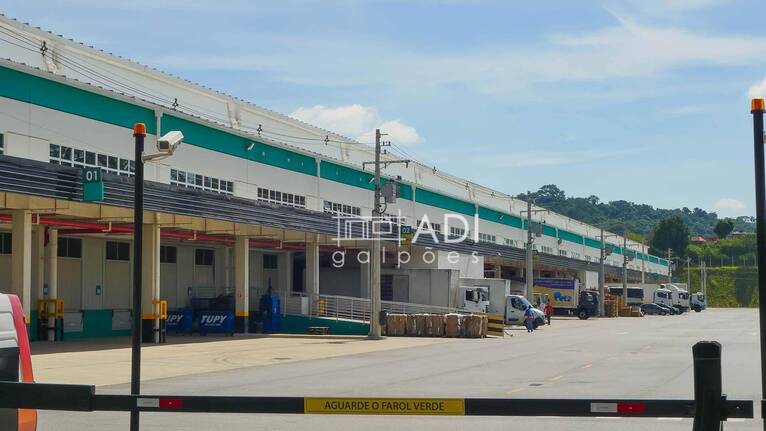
[252,288,468,323]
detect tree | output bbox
[714,218,735,239]
[650,216,690,257]
[535,184,565,205]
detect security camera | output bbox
[157,131,183,154]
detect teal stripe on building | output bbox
[415,188,475,216]
[477,206,523,229]
[0,65,156,134]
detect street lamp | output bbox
[131,124,183,431]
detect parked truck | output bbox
[459,278,545,328]
[531,277,598,319]
[455,286,490,313]
[662,284,690,312]
[691,292,706,312]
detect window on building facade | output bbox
[0,232,10,254]
[449,226,466,238]
[160,245,177,264]
[503,238,518,248]
[571,252,580,260]
[559,249,568,257]
[324,200,361,217]
[49,143,135,176]
[541,245,554,254]
[257,187,306,208]
[0,133,4,155]
[171,168,234,195]
[263,254,278,269]
[478,233,496,244]
[57,238,82,258]
[106,241,130,261]
[416,219,442,234]
[195,248,214,266]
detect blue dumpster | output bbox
[166,309,193,334]
[260,293,282,333]
[198,310,234,335]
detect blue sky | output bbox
[4,0,766,217]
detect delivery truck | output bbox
[531,277,599,319]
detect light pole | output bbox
[130,124,183,431]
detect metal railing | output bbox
[252,289,468,323]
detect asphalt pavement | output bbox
[38,308,762,430]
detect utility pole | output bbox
[521,193,548,303]
[599,228,606,316]
[598,230,619,317]
[370,129,382,339]
[641,244,646,284]
[526,194,533,302]
[622,236,628,303]
[750,98,766,431]
[362,129,409,340]
[667,248,673,283]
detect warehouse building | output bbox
[0,16,668,339]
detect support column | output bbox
[359,254,370,299]
[44,228,58,341]
[305,240,320,312]
[141,223,160,343]
[33,224,44,306]
[11,210,32,326]
[234,236,249,333]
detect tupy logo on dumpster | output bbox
[200,314,229,326]
[166,314,184,325]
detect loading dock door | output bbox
[160,262,179,308]
[103,260,130,309]
[58,258,82,310]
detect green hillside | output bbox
[682,266,758,308]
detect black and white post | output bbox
[130,123,146,431]
[750,97,766,431]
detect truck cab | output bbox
[457,286,489,313]
[0,293,37,431]
[654,288,673,308]
[576,290,599,320]
[691,292,706,312]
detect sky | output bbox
[3,0,766,218]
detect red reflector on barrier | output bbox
[159,398,183,409]
[617,403,645,414]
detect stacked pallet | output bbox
[445,313,461,337]
[385,314,407,336]
[385,313,487,338]
[425,314,445,337]
[461,315,484,338]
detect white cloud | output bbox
[713,197,746,217]
[748,77,766,99]
[154,17,766,95]
[290,105,423,145]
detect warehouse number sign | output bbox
[82,167,104,202]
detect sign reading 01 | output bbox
[82,167,105,202]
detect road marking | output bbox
[616,331,629,335]
[581,363,593,369]
[548,375,564,381]
[505,388,525,395]
[657,417,683,421]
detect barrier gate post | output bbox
[692,341,724,430]
[751,97,766,431]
